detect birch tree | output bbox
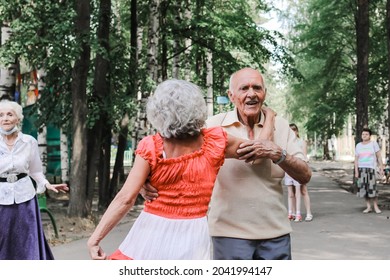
[0,26,16,99]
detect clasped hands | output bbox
[237,139,278,164]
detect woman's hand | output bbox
[262,106,276,118]
[87,240,107,260]
[46,183,69,193]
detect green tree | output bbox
[283,0,389,158]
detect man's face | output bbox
[228,68,266,120]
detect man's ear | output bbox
[227,90,234,102]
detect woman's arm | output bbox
[87,155,150,259]
[258,106,275,141]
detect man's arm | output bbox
[275,147,311,185]
[140,181,158,202]
[237,140,311,185]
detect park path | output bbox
[51,162,390,260]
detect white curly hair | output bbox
[0,100,24,123]
[146,79,207,138]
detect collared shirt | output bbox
[206,108,305,240]
[0,132,49,205]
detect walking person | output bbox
[0,100,68,260]
[354,128,384,214]
[284,123,313,222]
[87,79,276,260]
[142,68,312,260]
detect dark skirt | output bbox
[357,167,378,198]
[0,196,54,260]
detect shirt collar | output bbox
[221,108,265,127]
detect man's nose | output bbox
[247,87,257,96]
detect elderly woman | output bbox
[87,79,275,260]
[0,100,68,260]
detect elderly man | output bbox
[142,67,311,260]
[207,67,311,260]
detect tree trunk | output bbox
[206,50,213,116]
[147,0,160,83]
[67,0,91,218]
[109,0,139,200]
[386,0,390,160]
[161,0,168,81]
[129,0,160,152]
[172,1,180,79]
[37,126,47,174]
[355,0,369,143]
[60,128,70,183]
[98,129,111,209]
[184,0,192,81]
[37,68,47,175]
[109,118,128,201]
[88,0,112,210]
[0,26,16,99]
[129,0,138,91]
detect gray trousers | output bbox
[212,234,291,260]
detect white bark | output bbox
[38,126,47,174]
[37,68,47,174]
[206,51,213,116]
[148,0,160,82]
[0,26,16,98]
[184,3,192,81]
[60,128,69,182]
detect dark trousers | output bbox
[212,234,292,260]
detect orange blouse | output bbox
[136,127,227,219]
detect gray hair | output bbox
[0,100,24,123]
[146,79,207,138]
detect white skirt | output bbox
[117,211,211,260]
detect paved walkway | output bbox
[51,169,390,260]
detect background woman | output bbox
[284,123,313,222]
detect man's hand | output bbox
[237,139,280,163]
[140,181,159,202]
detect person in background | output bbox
[284,123,313,222]
[142,68,312,260]
[0,100,68,260]
[87,79,275,260]
[354,127,384,214]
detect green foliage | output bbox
[285,0,366,143]
[0,0,76,129]
[0,0,298,132]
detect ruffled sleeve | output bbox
[202,127,227,167]
[135,135,161,169]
